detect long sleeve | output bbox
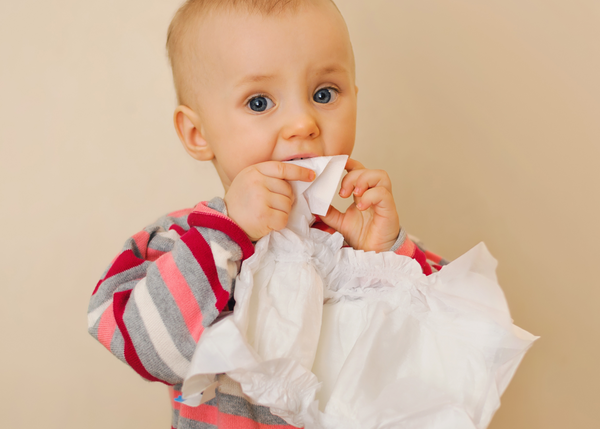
[87,198,254,385]
[311,218,446,275]
[389,230,449,275]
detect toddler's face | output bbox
[183,1,358,190]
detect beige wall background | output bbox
[1,0,598,427]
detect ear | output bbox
[173,105,214,161]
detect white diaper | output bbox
[180,155,537,429]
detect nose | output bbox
[280,103,320,141]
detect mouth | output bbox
[283,153,317,162]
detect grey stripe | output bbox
[88,310,100,339]
[122,235,143,259]
[122,296,182,384]
[110,328,126,363]
[147,233,178,253]
[207,197,227,215]
[389,228,407,253]
[173,240,220,326]
[177,417,217,429]
[88,266,150,312]
[156,212,192,231]
[200,227,243,262]
[215,391,289,425]
[198,226,243,297]
[170,215,192,230]
[171,407,180,428]
[145,263,197,360]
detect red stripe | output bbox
[104,249,145,280]
[180,228,230,311]
[92,279,103,295]
[169,224,186,236]
[187,209,254,261]
[93,250,145,295]
[413,246,433,276]
[113,289,168,384]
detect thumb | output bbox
[318,205,344,232]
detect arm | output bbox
[87,198,254,385]
[317,159,447,276]
[389,231,449,275]
[312,218,447,276]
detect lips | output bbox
[282,153,318,162]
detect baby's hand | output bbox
[320,159,400,252]
[224,161,315,242]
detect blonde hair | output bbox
[166,0,337,107]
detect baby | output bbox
[88,0,449,428]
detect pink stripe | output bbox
[97,303,117,350]
[146,247,167,262]
[156,253,205,342]
[132,230,150,258]
[180,402,219,424]
[170,388,292,428]
[394,238,416,258]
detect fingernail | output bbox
[310,171,316,181]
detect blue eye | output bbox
[248,95,274,112]
[314,88,337,104]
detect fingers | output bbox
[267,192,294,215]
[318,205,344,232]
[340,167,392,198]
[345,157,365,172]
[256,161,315,182]
[354,186,396,214]
[264,176,294,201]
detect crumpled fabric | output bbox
[181,155,538,429]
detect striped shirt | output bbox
[87,197,446,428]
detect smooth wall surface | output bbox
[1,0,598,428]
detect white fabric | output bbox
[181,156,537,428]
[284,155,348,234]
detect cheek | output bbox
[326,109,356,155]
[218,122,279,179]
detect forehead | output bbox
[192,3,354,86]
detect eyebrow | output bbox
[235,74,276,87]
[234,66,348,88]
[315,65,347,76]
